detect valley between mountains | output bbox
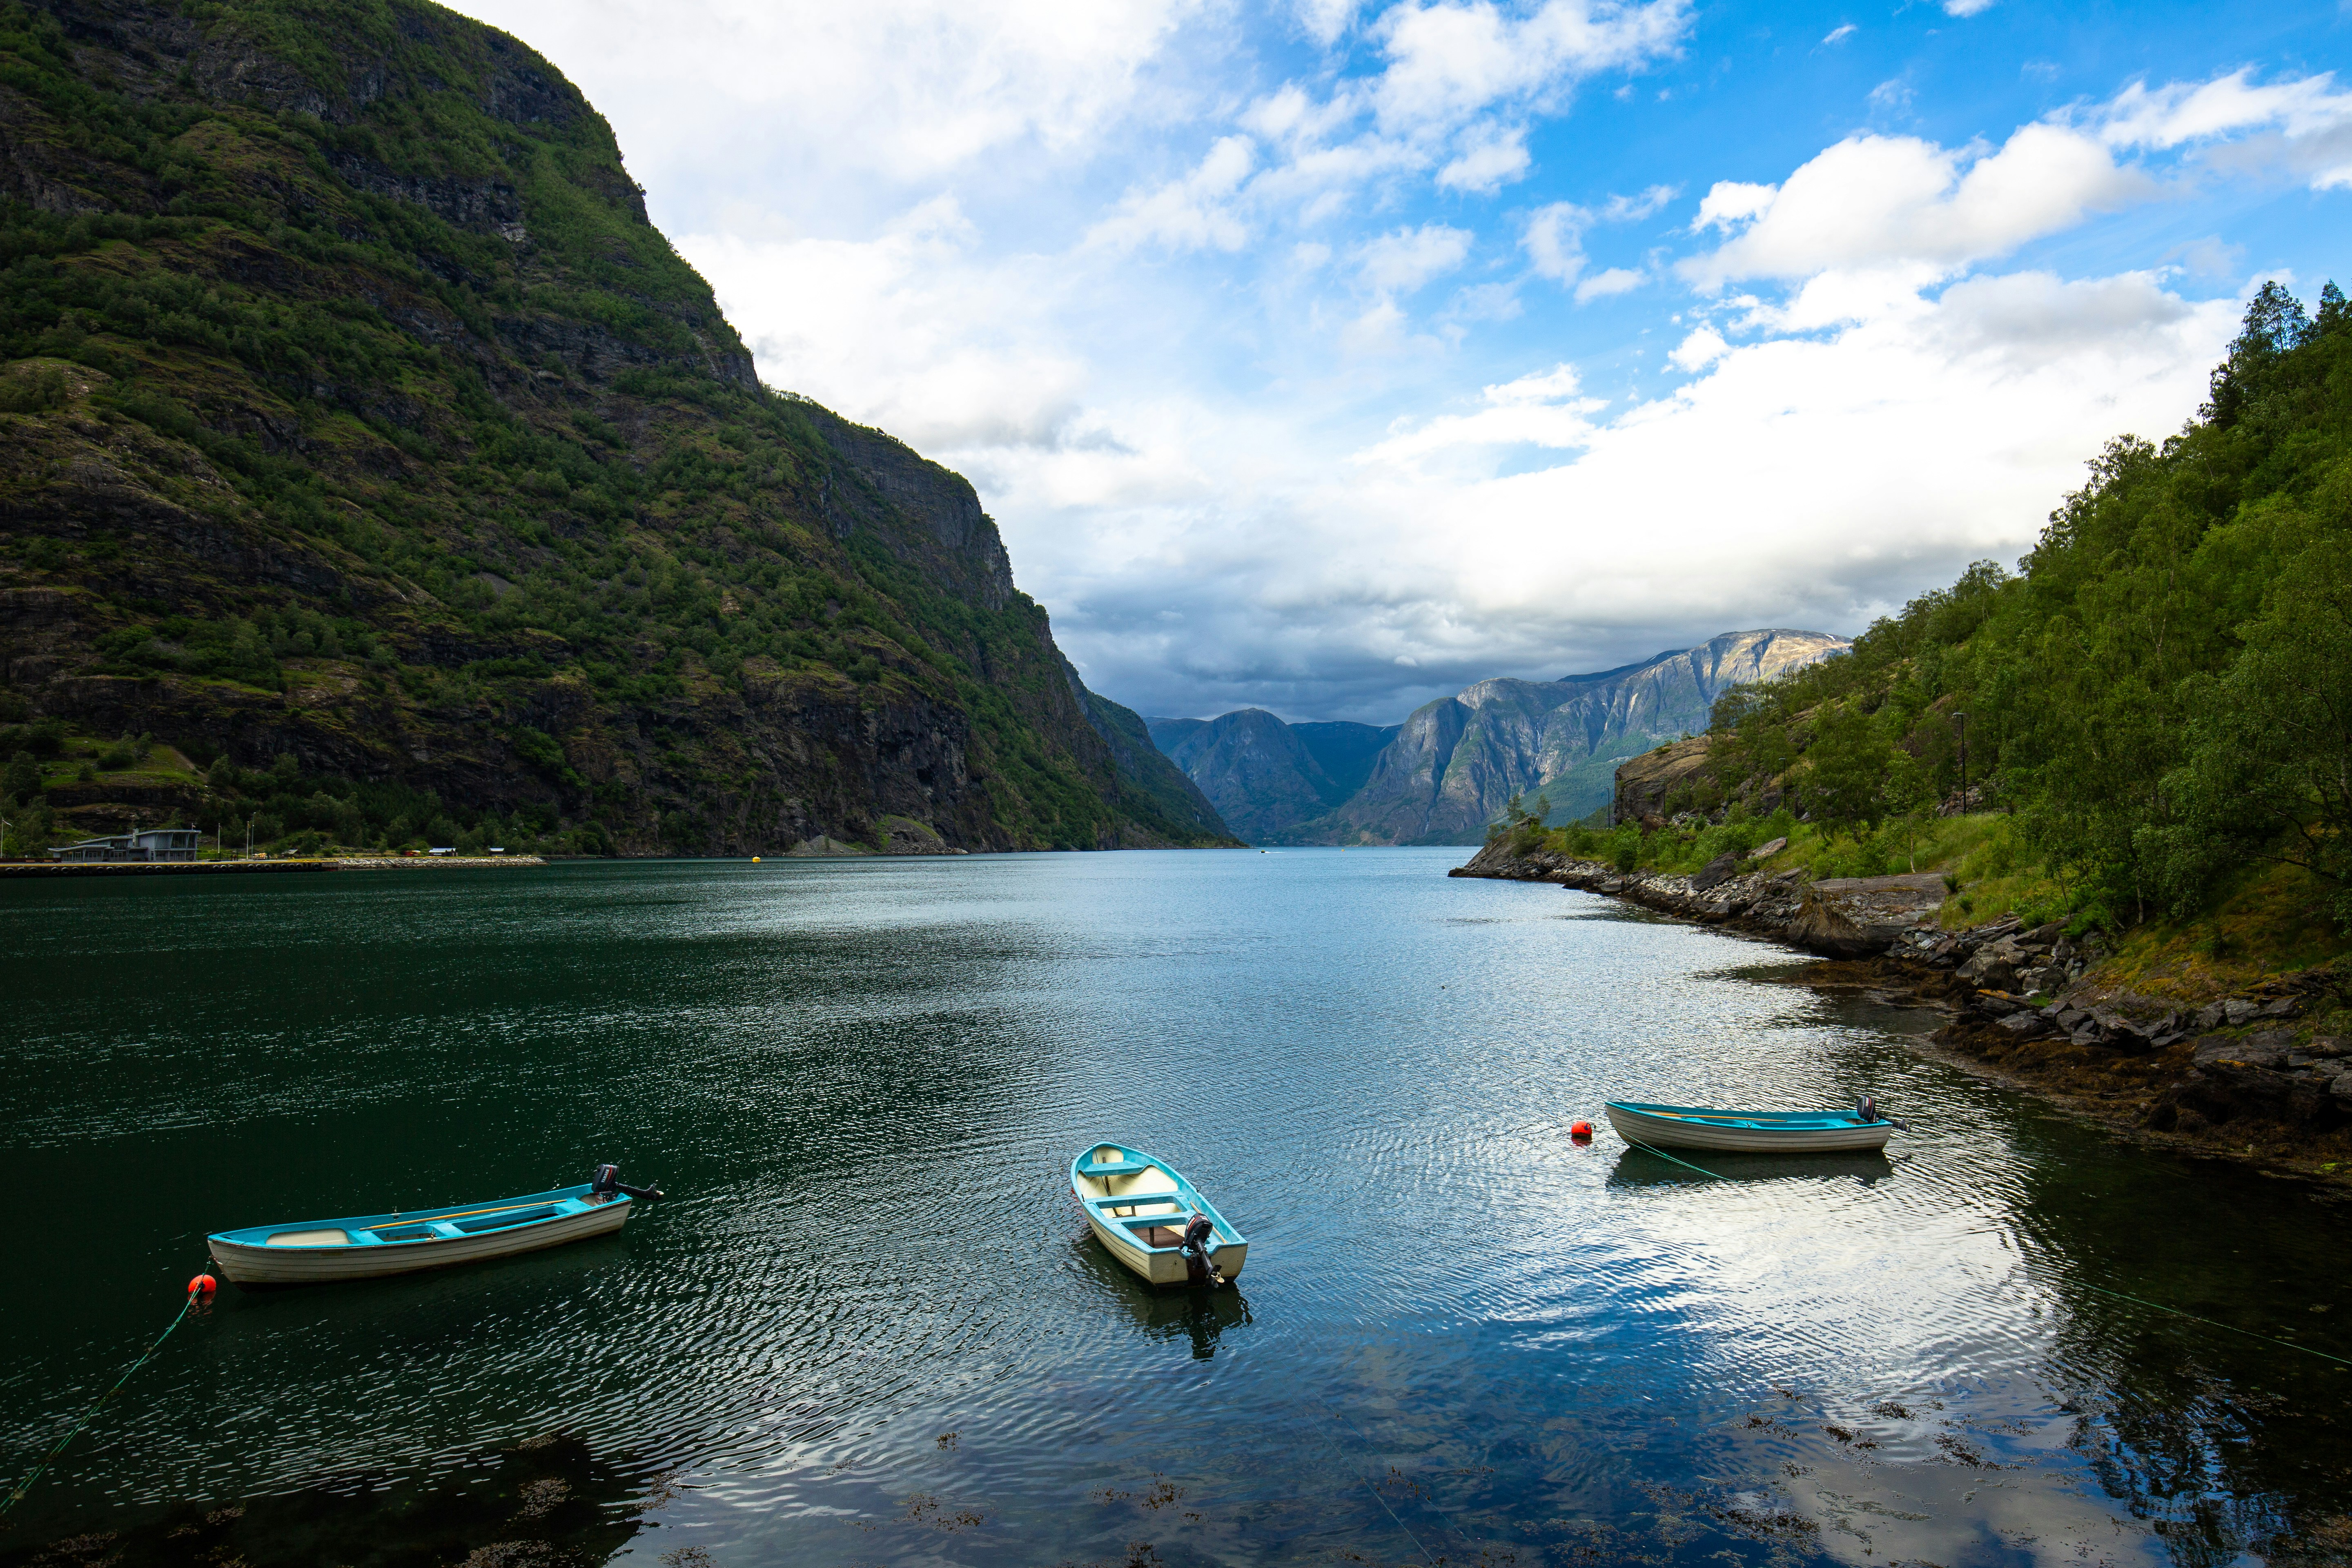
[1148,627,1847,846]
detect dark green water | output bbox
[4,850,2350,1567]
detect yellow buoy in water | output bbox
[751,855,762,862]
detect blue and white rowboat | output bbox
[207,1172,654,1285]
[1069,1143,1247,1287]
[1605,1100,1900,1154]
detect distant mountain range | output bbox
[1143,715,1399,843]
[1145,629,1849,844]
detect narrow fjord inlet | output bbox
[6,854,2351,1566]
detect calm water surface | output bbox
[5,850,2350,1567]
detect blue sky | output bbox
[456,0,2352,722]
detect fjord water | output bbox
[5,852,2349,1567]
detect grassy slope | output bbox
[0,0,1231,855]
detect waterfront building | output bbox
[48,828,204,862]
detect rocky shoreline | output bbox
[1452,839,2352,1185]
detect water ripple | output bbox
[6,852,2351,1566]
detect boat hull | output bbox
[1605,1103,1894,1154]
[208,1193,631,1285]
[1069,1143,1247,1289]
[1084,1210,1248,1287]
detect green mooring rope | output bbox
[1624,1138,1728,1181]
[1612,1137,2348,1368]
[2076,1281,2352,1369]
[0,1289,200,1524]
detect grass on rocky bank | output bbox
[1512,808,2350,993]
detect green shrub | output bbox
[0,365,66,413]
[2,751,39,797]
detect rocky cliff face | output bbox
[1302,629,1848,844]
[0,0,1231,853]
[1145,713,1399,844]
[1613,736,1714,825]
[1162,709,1335,843]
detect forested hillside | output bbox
[0,0,1231,856]
[1558,282,2352,946]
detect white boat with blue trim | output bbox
[1605,1099,1904,1154]
[206,1165,662,1285]
[1070,1143,1247,1288]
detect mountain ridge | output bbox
[1144,629,1848,844]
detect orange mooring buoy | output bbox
[188,1273,217,1296]
[1569,1120,1595,1142]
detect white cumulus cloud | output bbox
[1438,126,1532,192]
[1682,123,2150,288]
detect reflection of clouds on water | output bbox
[11,849,2352,1565]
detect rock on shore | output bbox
[1452,837,2352,1171]
[1450,836,1949,958]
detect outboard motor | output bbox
[590,1163,666,1202]
[1853,1096,1912,1131]
[1180,1214,1224,1288]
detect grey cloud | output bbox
[1930,272,2194,370]
[1045,535,2013,724]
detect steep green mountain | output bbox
[1622,282,2352,938]
[0,0,1232,855]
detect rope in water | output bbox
[2076,1281,2352,1368]
[1623,1138,1728,1181]
[0,1287,200,1524]
[1308,1392,1442,1568]
[1610,1136,2344,1367]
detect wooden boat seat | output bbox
[1077,1155,1152,1177]
[265,1228,352,1247]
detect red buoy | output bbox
[188,1273,217,1296]
[1569,1120,1595,1142]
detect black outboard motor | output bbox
[590,1163,665,1202]
[1854,1095,1912,1131]
[1180,1214,1223,1287]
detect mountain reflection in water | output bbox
[4,849,2349,1567]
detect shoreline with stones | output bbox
[1452,838,2352,1189]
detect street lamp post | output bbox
[1951,711,1969,813]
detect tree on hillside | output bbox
[1883,751,1931,872]
[2205,280,2314,430]
[1799,703,1892,837]
[2165,533,2352,925]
